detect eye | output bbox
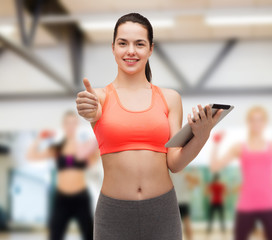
[137,43,145,46]
[118,42,126,46]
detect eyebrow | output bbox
[116,38,147,43]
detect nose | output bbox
[127,44,136,55]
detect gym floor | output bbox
[0,231,264,240]
[0,228,265,240]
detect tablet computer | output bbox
[165,104,234,148]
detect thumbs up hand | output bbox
[76,78,100,121]
[83,77,96,95]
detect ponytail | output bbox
[145,60,152,82]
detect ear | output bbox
[149,43,154,57]
[112,42,115,55]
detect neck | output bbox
[248,132,264,142]
[114,68,149,89]
[65,134,76,142]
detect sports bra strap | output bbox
[103,83,168,113]
[106,83,114,92]
[101,83,113,111]
[153,85,169,113]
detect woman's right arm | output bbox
[76,78,104,123]
[26,137,55,160]
[210,136,241,172]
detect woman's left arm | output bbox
[164,89,222,173]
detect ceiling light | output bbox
[79,18,175,31]
[205,15,272,26]
[0,25,15,36]
[150,19,175,28]
[80,21,115,31]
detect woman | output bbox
[76,13,222,240]
[210,106,272,240]
[27,111,95,240]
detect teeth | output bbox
[125,59,138,62]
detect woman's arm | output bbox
[26,137,55,160]
[210,142,241,173]
[163,89,222,173]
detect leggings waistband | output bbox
[55,188,89,199]
[98,187,175,208]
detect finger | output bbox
[213,109,223,123]
[77,91,97,101]
[83,78,96,95]
[77,103,97,111]
[76,97,98,106]
[188,113,194,125]
[192,107,200,122]
[206,105,212,119]
[198,104,206,120]
[78,109,97,115]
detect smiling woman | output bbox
[76,12,222,240]
[112,13,153,82]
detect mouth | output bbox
[123,58,140,63]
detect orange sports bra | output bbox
[93,83,170,155]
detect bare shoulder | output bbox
[160,88,180,98]
[93,87,107,105]
[160,88,182,109]
[94,87,106,97]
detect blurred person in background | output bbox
[27,110,97,240]
[171,170,200,240]
[206,173,226,234]
[210,106,272,240]
[76,13,222,240]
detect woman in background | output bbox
[27,111,96,240]
[210,106,272,240]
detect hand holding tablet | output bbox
[165,104,234,148]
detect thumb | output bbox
[83,78,95,94]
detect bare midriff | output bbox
[101,150,173,200]
[57,170,86,194]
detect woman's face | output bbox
[112,21,153,77]
[247,111,267,135]
[63,115,78,137]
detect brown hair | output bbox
[113,13,153,82]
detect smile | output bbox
[123,59,139,62]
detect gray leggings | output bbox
[94,187,182,240]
